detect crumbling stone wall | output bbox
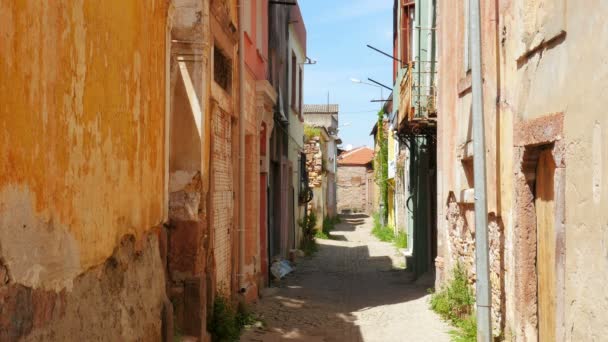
[444,193,504,336]
[304,138,323,188]
[0,234,166,341]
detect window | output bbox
[291,52,297,110]
[401,2,415,66]
[214,46,232,92]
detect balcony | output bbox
[396,61,437,135]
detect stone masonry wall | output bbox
[443,194,504,337]
[304,138,323,188]
[337,166,368,214]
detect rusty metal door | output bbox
[536,149,556,341]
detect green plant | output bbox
[207,295,258,342]
[449,315,477,342]
[299,211,318,255]
[304,125,322,141]
[208,295,240,342]
[374,110,389,222]
[235,301,257,328]
[430,263,476,342]
[394,231,408,249]
[314,230,330,239]
[371,216,395,242]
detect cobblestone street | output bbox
[241,214,451,342]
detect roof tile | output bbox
[303,104,339,114]
[337,147,374,166]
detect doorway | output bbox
[535,148,556,342]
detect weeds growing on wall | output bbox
[429,263,477,342]
[374,110,389,222]
[207,295,257,342]
[304,125,322,141]
[298,211,318,255]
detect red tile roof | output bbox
[338,147,374,166]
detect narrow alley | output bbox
[241,214,451,342]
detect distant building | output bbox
[303,104,341,220]
[336,147,375,214]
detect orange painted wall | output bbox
[244,0,268,80]
[0,1,167,288]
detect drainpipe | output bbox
[470,0,492,340]
[238,1,247,294]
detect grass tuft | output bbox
[207,295,257,342]
[371,213,395,242]
[315,215,341,240]
[429,263,477,342]
[304,125,322,141]
[393,231,408,249]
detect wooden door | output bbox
[535,149,556,341]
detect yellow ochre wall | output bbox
[0,1,168,291]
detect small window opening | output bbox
[214,46,232,92]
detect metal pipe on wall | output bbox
[238,0,247,293]
[469,0,492,340]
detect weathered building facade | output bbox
[336,147,375,214]
[0,0,310,340]
[287,5,307,252]
[390,0,438,281]
[435,0,608,340]
[303,104,341,221]
[0,2,169,340]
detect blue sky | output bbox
[299,0,393,149]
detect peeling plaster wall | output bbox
[0,0,166,289]
[0,1,168,339]
[502,0,608,339]
[438,0,608,339]
[1,235,165,341]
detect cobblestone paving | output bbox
[240,214,451,342]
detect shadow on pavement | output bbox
[241,214,430,342]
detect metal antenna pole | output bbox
[470,0,492,340]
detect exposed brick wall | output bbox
[337,166,369,213]
[212,107,234,293]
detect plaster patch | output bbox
[0,186,81,291]
[169,170,199,193]
[592,121,602,204]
